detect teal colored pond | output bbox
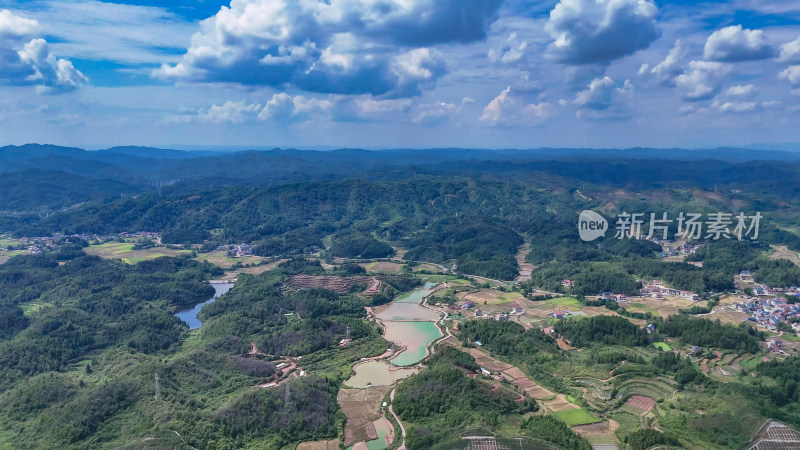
[387,321,441,366]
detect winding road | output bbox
[388,388,407,450]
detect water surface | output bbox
[174,283,233,329]
[386,321,441,366]
[344,360,419,388]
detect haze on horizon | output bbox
[1,0,799,149]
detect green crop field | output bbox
[653,342,672,351]
[552,408,602,427]
[630,303,659,315]
[543,297,582,308]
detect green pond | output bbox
[394,282,437,303]
[387,321,441,366]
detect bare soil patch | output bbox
[363,261,403,273]
[296,439,339,450]
[338,386,392,447]
[770,245,800,266]
[542,394,579,412]
[288,274,383,295]
[502,367,527,380]
[572,420,613,434]
[515,243,535,282]
[625,395,655,412]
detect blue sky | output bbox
[0,0,799,149]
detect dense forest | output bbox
[658,315,763,354]
[0,254,400,449]
[0,254,219,389]
[554,316,650,347]
[394,347,537,449]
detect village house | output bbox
[640,280,699,301]
[767,339,785,354]
[227,243,253,258]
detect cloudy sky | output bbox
[1,0,799,149]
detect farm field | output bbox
[338,386,392,448]
[296,439,339,450]
[412,263,445,273]
[628,302,659,315]
[653,342,672,351]
[194,250,263,268]
[456,288,526,306]
[0,249,27,264]
[770,245,800,266]
[0,238,24,247]
[553,408,602,427]
[541,297,582,309]
[360,261,403,273]
[85,241,191,264]
[625,296,693,318]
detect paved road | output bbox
[388,388,407,450]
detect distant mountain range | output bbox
[2,143,800,213]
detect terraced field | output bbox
[288,274,382,295]
[614,377,677,402]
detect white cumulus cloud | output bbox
[725,84,756,97]
[675,61,731,101]
[259,93,333,121]
[0,9,39,38]
[703,25,773,62]
[546,0,660,65]
[155,0,500,97]
[0,10,87,94]
[780,65,800,85]
[480,86,553,127]
[488,32,529,64]
[574,76,632,111]
[649,40,686,86]
[712,99,756,113]
[779,36,800,64]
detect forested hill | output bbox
[3,144,800,212]
[2,171,798,283]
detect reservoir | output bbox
[344,361,419,388]
[174,282,233,329]
[387,321,441,366]
[375,281,442,367]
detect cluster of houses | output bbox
[222,243,253,258]
[734,297,800,334]
[118,231,160,239]
[600,292,629,303]
[640,280,701,301]
[449,300,525,321]
[648,238,703,259]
